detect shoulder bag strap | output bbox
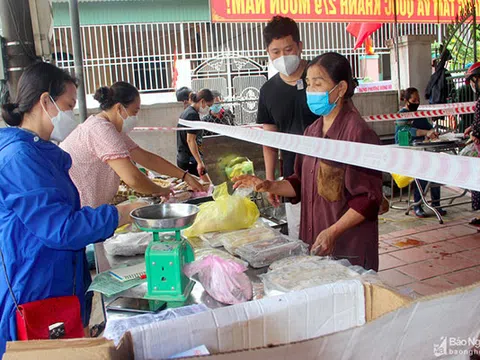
[0,248,22,315]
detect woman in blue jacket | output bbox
[0,62,143,354]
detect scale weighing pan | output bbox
[130,203,199,231]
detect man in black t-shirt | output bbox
[256,16,317,239]
[177,105,204,176]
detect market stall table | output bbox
[388,139,470,224]
[93,216,284,322]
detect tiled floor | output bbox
[378,190,480,297]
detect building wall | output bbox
[52,0,210,26]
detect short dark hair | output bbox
[191,89,214,103]
[263,16,300,48]
[176,87,192,102]
[94,82,139,110]
[400,87,419,103]
[307,52,357,99]
[1,61,77,127]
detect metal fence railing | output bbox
[52,22,446,96]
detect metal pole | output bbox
[68,0,87,122]
[0,0,36,99]
[473,0,477,63]
[393,0,402,97]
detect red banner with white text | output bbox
[211,0,475,23]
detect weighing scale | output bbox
[130,204,199,309]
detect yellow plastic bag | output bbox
[391,173,414,189]
[184,183,260,238]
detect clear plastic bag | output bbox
[260,256,361,296]
[183,183,259,238]
[104,232,152,257]
[199,220,269,248]
[235,235,308,268]
[219,226,278,254]
[183,255,253,304]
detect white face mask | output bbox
[120,106,138,133]
[199,105,210,116]
[42,96,78,142]
[272,55,301,76]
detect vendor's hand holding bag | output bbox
[0,249,84,340]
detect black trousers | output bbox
[177,159,199,177]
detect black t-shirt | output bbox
[177,106,204,163]
[256,72,317,177]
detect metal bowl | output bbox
[130,203,200,231]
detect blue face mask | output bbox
[306,84,339,116]
[210,103,222,113]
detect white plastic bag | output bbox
[183,255,252,304]
[104,232,152,257]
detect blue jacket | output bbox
[0,128,118,354]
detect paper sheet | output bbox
[88,271,146,298]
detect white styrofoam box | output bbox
[204,282,480,360]
[130,279,365,360]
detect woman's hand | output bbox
[184,173,204,192]
[471,134,480,145]
[311,227,337,256]
[116,201,148,227]
[426,129,439,140]
[152,186,173,199]
[233,175,273,193]
[465,126,472,137]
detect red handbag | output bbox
[15,295,85,340]
[1,250,85,340]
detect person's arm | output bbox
[107,157,171,196]
[186,133,203,167]
[130,147,204,191]
[1,151,120,251]
[186,132,211,183]
[311,208,365,255]
[233,175,296,198]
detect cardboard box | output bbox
[198,282,480,359]
[364,282,412,322]
[3,333,134,360]
[129,279,366,359]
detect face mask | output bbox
[42,96,78,142]
[407,102,420,111]
[210,104,222,113]
[120,106,138,133]
[199,105,210,116]
[272,55,301,76]
[306,84,339,116]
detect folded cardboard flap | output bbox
[363,282,412,322]
[3,332,134,360]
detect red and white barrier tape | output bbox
[131,102,477,131]
[179,119,480,192]
[363,103,475,122]
[132,123,261,132]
